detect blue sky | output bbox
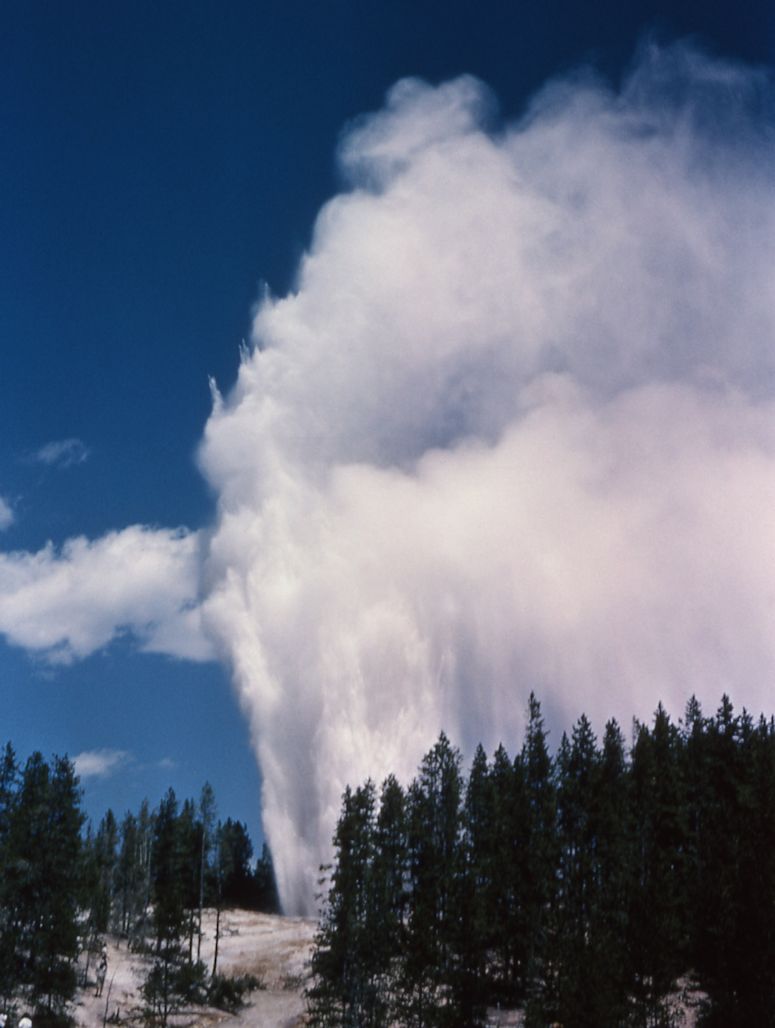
[2,1,773,886]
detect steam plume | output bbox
[199,44,775,913]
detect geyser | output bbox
[200,45,775,913]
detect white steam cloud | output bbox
[199,44,775,913]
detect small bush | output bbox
[207,972,264,1013]
[175,960,208,1004]
[31,1010,75,1028]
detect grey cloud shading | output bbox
[199,43,775,913]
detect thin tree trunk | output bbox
[212,902,221,979]
[197,829,205,962]
[83,931,93,988]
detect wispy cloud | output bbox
[0,498,12,532]
[32,437,90,469]
[73,748,131,779]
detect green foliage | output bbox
[114,802,154,943]
[217,818,255,907]
[0,746,277,1026]
[308,781,383,1026]
[254,842,281,914]
[309,694,775,1027]
[0,748,85,1024]
[207,971,263,1012]
[403,734,466,1027]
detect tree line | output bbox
[308,694,775,1027]
[0,744,279,1026]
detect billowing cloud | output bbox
[73,748,130,779]
[32,437,90,468]
[0,526,213,663]
[199,43,775,913]
[0,498,12,532]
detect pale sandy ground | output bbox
[73,909,317,1027]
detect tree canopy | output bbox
[308,694,775,1027]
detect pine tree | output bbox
[0,743,19,1008]
[80,808,119,994]
[91,810,118,934]
[402,734,466,1027]
[254,842,281,914]
[521,693,557,1018]
[690,698,775,1023]
[196,783,217,959]
[371,775,407,1023]
[4,752,85,1023]
[593,719,634,1024]
[0,743,17,839]
[308,782,380,1026]
[177,798,201,962]
[463,744,496,1013]
[217,819,255,908]
[143,789,190,1026]
[729,711,775,1023]
[628,706,689,1026]
[114,803,154,942]
[543,717,602,1025]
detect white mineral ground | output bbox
[71,908,704,1026]
[73,909,316,1028]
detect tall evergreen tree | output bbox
[462,744,497,1013]
[217,818,255,908]
[254,842,281,914]
[196,783,217,959]
[593,719,635,1024]
[727,711,775,1024]
[521,693,557,1018]
[370,775,406,1022]
[177,798,201,961]
[4,753,85,1023]
[543,717,603,1026]
[308,782,380,1026]
[628,706,689,1026]
[690,698,775,1023]
[114,802,154,943]
[89,810,118,934]
[402,733,466,1027]
[143,789,189,1026]
[0,743,19,1009]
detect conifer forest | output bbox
[0,750,278,1027]
[308,695,775,1027]
[3,692,775,1027]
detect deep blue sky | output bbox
[1,0,771,849]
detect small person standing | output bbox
[95,944,108,998]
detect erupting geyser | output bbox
[197,45,775,913]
